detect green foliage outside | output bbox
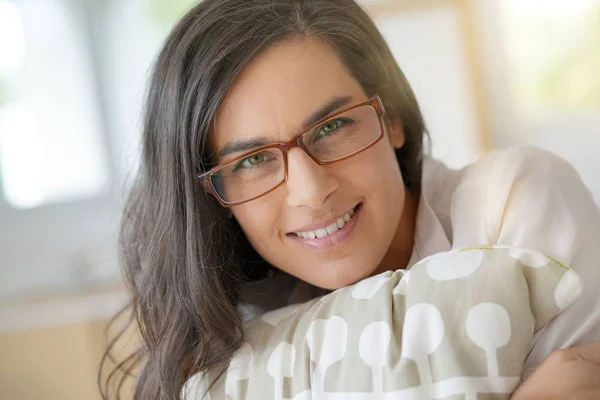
[512,2,600,112]
[538,2,600,109]
[147,0,200,27]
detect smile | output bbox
[294,207,356,239]
[289,203,362,249]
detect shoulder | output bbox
[458,144,579,190]
[422,145,577,214]
[447,145,597,251]
[453,144,588,213]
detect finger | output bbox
[564,342,600,365]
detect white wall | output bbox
[376,4,482,170]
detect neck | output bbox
[373,188,419,275]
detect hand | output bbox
[511,342,600,400]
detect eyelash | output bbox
[233,152,271,171]
[322,117,350,131]
[227,117,354,170]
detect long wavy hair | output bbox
[99,0,427,399]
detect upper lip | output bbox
[289,204,358,234]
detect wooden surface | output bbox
[0,292,137,400]
[0,320,107,400]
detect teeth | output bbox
[315,228,328,238]
[295,208,357,240]
[325,222,339,235]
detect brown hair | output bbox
[99,0,427,399]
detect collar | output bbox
[407,157,453,267]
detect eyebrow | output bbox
[216,95,354,159]
[301,95,353,130]
[216,138,272,159]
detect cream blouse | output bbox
[239,145,600,379]
[409,145,600,378]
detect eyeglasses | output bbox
[199,95,386,207]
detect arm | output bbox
[510,342,600,400]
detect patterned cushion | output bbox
[183,245,583,400]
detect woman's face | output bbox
[210,37,409,289]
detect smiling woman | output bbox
[208,36,414,289]
[101,1,424,397]
[100,1,600,399]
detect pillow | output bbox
[183,245,583,400]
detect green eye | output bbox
[247,153,264,165]
[322,120,341,133]
[233,152,269,171]
[312,118,349,143]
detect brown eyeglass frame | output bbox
[199,95,386,207]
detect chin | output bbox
[320,265,377,290]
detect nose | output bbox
[286,147,338,209]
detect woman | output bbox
[100,0,600,399]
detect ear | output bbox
[387,118,405,149]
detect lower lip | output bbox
[288,204,362,250]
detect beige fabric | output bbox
[184,246,582,400]
[414,146,600,378]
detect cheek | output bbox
[360,145,406,221]
[232,202,282,256]
[234,210,267,238]
[355,142,403,190]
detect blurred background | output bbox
[0,0,598,398]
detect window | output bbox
[0,0,108,209]
[0,0,200,304]
[478,0,600,201]
[500,0,600,116]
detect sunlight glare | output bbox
[0,0,26,75]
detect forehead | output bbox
[210,36,366,153]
